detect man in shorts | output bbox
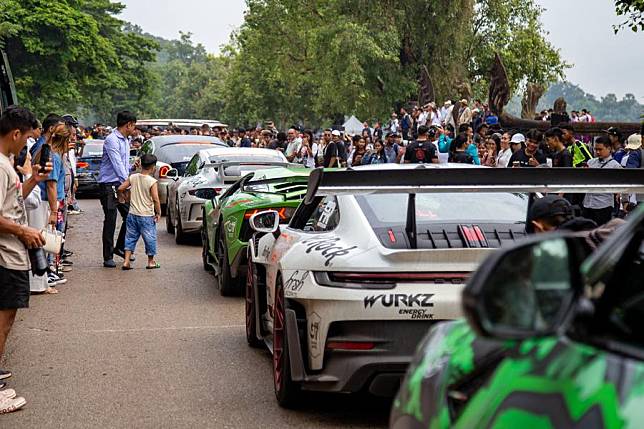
[0,106,52,413]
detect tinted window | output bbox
[155,144,211,164]
[140,140,153,155]
[82,143,103,157]
[356,193,528,227]
[305,197,339,232]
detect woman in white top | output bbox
[496,132,513,168]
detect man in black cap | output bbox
[239,128,252,148]
[604,127,624,164]
[527,195,597,234]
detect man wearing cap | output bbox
[527,195,596,234]
[458,99,472,126]
[384,132,401,164]
[508,132,525,155]
[604,127,625,163]
[323,130,341,168]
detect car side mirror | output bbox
[249,210,280,234]
[462,235,589,340]
[194,188,218,200]
[166,168,179,180]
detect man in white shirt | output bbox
[496,132,513,168]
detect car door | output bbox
[175,154,201,221]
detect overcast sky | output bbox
[120,0,644,101]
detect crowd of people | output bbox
[0,97,642,413]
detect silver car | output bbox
[137,135,228,214]
[166,147,288,244]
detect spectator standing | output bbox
[544,128,573,168]
[323,130,341,168]
[348,136,367,167]
[481,134,499,167]
[457,99,472,126]
[399,107,412,141]
[604,127,625,163]
[508,129,547,167]
[560,123,592,167]
[404,125,439,164]
[383,133,400,164]
[98,111,137,268]
[298,130,317,168]
[496,132,513,168]
[0,106,52,413]
[582,137,622,226]
[269,131,287,152]
[621,134,643,215]
[118,154,161,270]
[388,113,399,134]
[239,128,252,148]
[284,128,301,162]
[362,140,388,165]
[449,134,475,164]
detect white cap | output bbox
[510,133,526,144]
[331,130,341,136]
[625,133,642,150]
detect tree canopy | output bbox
[614,0,644,32]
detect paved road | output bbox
[2,199,390,428]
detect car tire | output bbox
[217,227,240,296]
[245,250,263,348]
[166,205,175,234]
[175,205,189,245]
[273,276,300,408]
[202,213,213,272]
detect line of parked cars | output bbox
[107,136,644,427]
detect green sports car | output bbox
[391,206,644,429]
[201,167,311,296]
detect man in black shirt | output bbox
[544,127,573,167]
[404,125,439,164]
[323,130,341,167]
[508,129,547,167]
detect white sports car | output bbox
[245,164,643,407]
[245,164,532,406]
[166,147,287,244]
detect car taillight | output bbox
[76,161,89,169]
[158,165,170,177]
[326,341,375,351]
[243,207,295,220]
[313,271,469,289]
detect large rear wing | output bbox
[304,166,644,204]
[300,166,644,249]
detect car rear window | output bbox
[156,144,212,163]
[356,193,528,227]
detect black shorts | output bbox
[0,265,30,310]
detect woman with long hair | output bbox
[298,130,318,168]
[348,136,368,166]
[363,140,388,165]
[481,134,500,167]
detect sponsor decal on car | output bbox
[301,237,357,267]
[308,312,322,358]
[284,270,308,297]
[364,293,436,320]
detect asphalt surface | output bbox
[2,199,390,428]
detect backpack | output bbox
[571,141,592,167]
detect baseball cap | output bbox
[603,127,621,137]
[331,130,341,137]
[625,134,642,150]
[526,196,574,233]
[510,133,526,144]
[62,114,79,127]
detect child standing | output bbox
[118,154,161,270]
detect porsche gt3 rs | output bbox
[245,164,535,406]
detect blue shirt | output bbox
[30,135,46,156]
[38,152,65,201]
[99,130,130,184]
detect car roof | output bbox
[206,147,287,161]
[351,163,485,171]
[149,135,228,147]
[137,119,228,128]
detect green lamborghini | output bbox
[201,167,311,296]
[391,206,644,429]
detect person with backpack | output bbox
[560,123,592,167]
[403,125,439,164]
[621,134,643,215]
[399,107,412,141]
[581,137,622,226]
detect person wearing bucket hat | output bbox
[621,134,643,214]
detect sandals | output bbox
[146,263,160,270]
[44,287,59,295]
[122,266,133,271]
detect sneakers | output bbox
[0,370,11,380]
[68,209,83,215]
[61,260,73,266]
[0,395,26,414]
[47,272,67,286]
[0,389,16,399]
[62,250,74,258]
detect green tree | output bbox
[2,0,157,121]
[614,0,644,32]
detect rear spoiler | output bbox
[204,161,292,169]
[302,166,644,250]
[304,166,644,204]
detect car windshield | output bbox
[82,143,103,157]
[356,193,528,226]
